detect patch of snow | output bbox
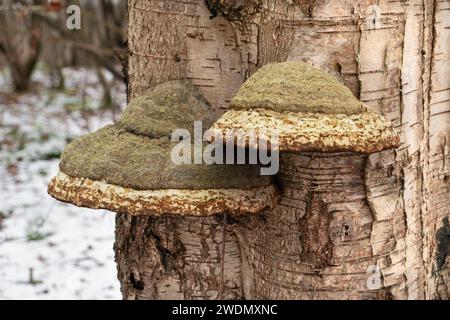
[0,67,126,299]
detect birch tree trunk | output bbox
[115,0,449,299]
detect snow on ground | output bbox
[0,67,126,299]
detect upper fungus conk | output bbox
[48,80,278,217]
[209,61,401,299]
[210,61,399,153]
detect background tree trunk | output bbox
[115,0,449,299]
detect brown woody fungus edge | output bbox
[119,80,215,138]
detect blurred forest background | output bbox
[0,0,127,299]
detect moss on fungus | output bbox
[119,80,216,138]
[230,61,366,115]
[60,125,270,190]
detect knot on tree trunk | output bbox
[204,0,262,19]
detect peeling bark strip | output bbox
[118,0,449,299]
[420,0,450,299]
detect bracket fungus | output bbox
[48,80,278,216]
[209,61,401,299]
[48,80,279,299]
[211,61,399,153]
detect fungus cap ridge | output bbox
[230,61,366,115]
[119,80,216,138]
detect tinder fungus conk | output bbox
[48,80,278,217]
[209,61,401,299]
[211,61,399,153]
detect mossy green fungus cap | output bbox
[59,125,270,190]
[119,80,215,138]
[48,81,278,217]
[230,61,366,115]
[210,61,400,153]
